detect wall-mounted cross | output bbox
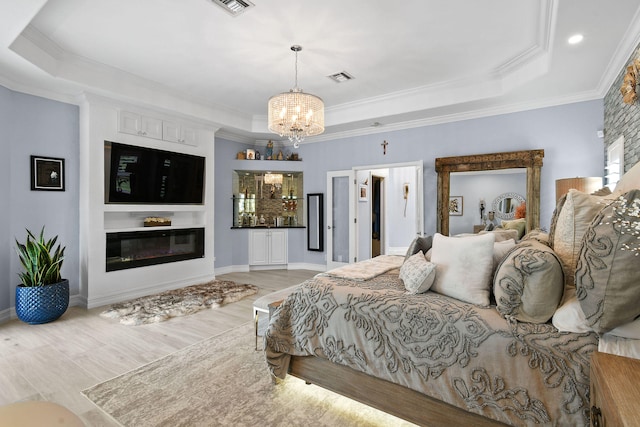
[381,140,389,155]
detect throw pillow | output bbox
[430,232,495,306]
[399,251,436,294]
[500,218,527,240]
[548,194,567,248]
[404,236,433,262]
[493,239,516,273]
[575,189,640,333]
[494,240,564,323]
[552,189,608,288]
[552,288,593,333]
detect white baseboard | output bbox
[215,263,325,276]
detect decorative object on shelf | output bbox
[255,150,261,160]
[479,199,485,223]
[620,56,640,105]
[449,196,463,216]
[267,45,325,148]
[144,217,172,227]
[277,150,284,160]
[14,227,68,324]
[265,140,273,159]
[555,176,603,201]
[515,202,527,219]
[246,149,255,160]
[30,155,65,191]
[236,151,246,160]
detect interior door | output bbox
[326,170,355,269]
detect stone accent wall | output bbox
[604,45,640,172]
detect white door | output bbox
[326,170,356,270]
[268,230,288,264]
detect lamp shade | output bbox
[555,177,603,201]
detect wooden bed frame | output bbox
[288,354,508,426]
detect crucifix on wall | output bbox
[381,140,389,155]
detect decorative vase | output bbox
[15,279,69,324]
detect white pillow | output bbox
[552,288,593,333]
[553,288,640,338]
[430,232,495,306]
[399,251,436,294]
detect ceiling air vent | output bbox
[209,0,254,17]
[328,71,354,83]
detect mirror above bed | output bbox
[435,150,544,236]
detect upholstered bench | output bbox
[253,284,301,350]
[0,401,84,426]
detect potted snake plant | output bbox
[15,227,68,324]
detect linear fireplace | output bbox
[106,228,205,272]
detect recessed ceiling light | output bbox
[568,34,584,45]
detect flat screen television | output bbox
[105,141,205,204]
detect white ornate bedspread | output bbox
[265,262,598,426]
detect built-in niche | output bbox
[232,170,303,227]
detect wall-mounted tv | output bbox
[105,141,205,204]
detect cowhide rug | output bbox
[100,280,258,325]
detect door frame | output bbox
[326,170,356,270]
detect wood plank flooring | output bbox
[0,269,318,426]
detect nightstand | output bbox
[590,351,640,426]
[473,225,485,233]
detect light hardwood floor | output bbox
[0,269,318,426]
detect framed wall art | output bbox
[359,184,368,202]
[449,196,463,216]
[31,155,65,191]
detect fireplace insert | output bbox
[106,228,204,272]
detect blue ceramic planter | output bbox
[15,279,69,324]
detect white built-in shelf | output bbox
[104,224,206,233]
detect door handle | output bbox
[328,226,332,230]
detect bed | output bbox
[265,254,597,426]
[265,161,640,426]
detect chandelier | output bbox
[268,45,324,148]
[263,173,283,186]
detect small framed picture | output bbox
[31,155,65,191]
[449,196,463,216]
[359,184,368,202]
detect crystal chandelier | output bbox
[263,173,283,186]
[268,45,324,148]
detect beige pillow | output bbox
[501,218,527,240]
[430,232,495,306]
[479,228,519,242]
[575,189,640,333]
[494,240,564,323]
[552,189,608,288]
[493,239,516,273]
[399,251,436,294]
[612,160,640,196]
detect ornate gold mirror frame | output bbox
[435,149,544,236]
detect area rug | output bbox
[82,323,414,427]
[100,280,258,325]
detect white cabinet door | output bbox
[249,229,288,265]
[163,120,198,146]
[118,111,162,139]
[249,230,269,265]
[268,230,288,264]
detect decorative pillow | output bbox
[404,236,433,262]
[552,288,593,333]
[521,229,550,246]
[612,160,640,197]
[493,239,516,272]
[494,240,564,323]
[552,189,609,288]
[548,194,567,249]
[430,232,495,306]
[479,228,519,242]
[575,189,640,333]
[500,218,527,240]
[399,251,436,294]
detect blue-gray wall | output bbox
[215,100,605,270]
[1,87,79,318]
